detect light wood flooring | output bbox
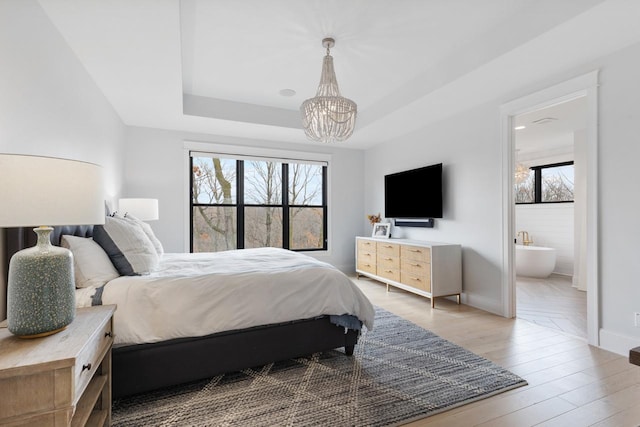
[516,274,587,339]
[352,276,640,427]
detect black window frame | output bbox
[190,155,328,252]
[516,160,575,205]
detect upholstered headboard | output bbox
[4,225,94,264]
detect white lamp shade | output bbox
[0,154,105,227]
[118,198,159,221]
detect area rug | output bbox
[112,308,527,426]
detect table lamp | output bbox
[0,154,105,337]
[118,198,159,221]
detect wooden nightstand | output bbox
[0,305,116,426]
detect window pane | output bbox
[541,165,574,202]
[192,157,236,204]
[244,207,283,248]
[289,207,324,250]
[244,160,282,204]
[289,164,323,205]
[192,206,237,252]
[514,164,534,203]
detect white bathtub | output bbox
[515,245,557,278]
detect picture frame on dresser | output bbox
[372,223,391,238]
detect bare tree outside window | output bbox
[192,157,237,252]
[514,163,535,203]
[190,155,326,253]
[514,162,574,204]
[541,164,574,202]
[289,164,324,249]
[244,160,282,248]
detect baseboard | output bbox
[599,328,640,356]
[462,293,503,317]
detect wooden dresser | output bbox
[356,237,462,308]
[0,305,116,426]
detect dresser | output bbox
[0,305,116,426]
[356,237,462,308]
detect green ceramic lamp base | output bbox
[7,227,76,337]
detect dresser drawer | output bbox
[401,272,431,292]
[357,239,376,253]
[357,259,376,275]
[401,245,430,262]
[378,268,400,282]
[401,258,429,276]
[377,242,400,257]
[377,253,400,269]
[74,317,113,404]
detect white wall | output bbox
[0,0,126,320]
[365,104,505,314]
[123,126,364,272]
[515,204,574,276]
[365,41,640,353]
[597,42,640,353]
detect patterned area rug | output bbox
[112,308,526,426]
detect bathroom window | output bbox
[515,161,574,204]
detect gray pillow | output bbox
[93,215,159,276]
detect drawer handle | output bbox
[410,277,421,281]
[82,363,92,372]
[105,331,112,338]
[384,245,393,248]
[411,263,421,267]
[409,249,421,253]
[385,257,392,261]
[364,264,371,267]
[385,269,393,273]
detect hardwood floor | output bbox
[516,274,587,339]
[352,275,640,427]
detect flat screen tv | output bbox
[385,163,443,219]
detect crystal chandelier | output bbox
[300,38,357,143]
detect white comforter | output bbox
[82,248,375,346]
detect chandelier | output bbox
[300,38,357,143]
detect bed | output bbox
[4,225,375,398]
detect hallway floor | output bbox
[516,274,587,339]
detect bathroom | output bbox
[513,96,587,338]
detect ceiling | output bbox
[514,96,587,163]
[37,0,640,149]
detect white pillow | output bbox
[123,213,164,256]
[93,215,159,276]
[61,235,120,288]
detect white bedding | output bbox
[78,248,375,346]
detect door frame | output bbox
[500,70,599,345]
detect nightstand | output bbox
[0,305,116,426]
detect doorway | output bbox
[500,71,599,345]
[513,97,587,338]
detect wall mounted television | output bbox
[384,163,443,220]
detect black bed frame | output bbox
[4,227,359,397]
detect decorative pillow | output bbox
[93,215,159,276]
[61,235,120,288]
[123,213,164,256]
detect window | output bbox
[190,153,327,252]
[515,161,574,204]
